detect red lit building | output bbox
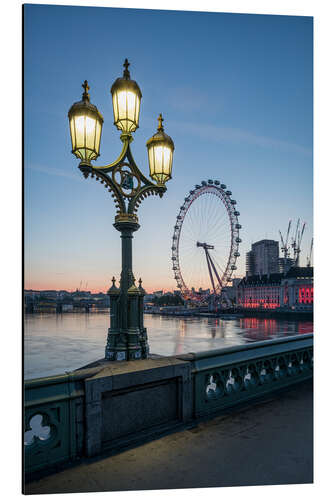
[237,267,313,311]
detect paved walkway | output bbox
[25,380,313,494]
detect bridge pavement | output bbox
[25,379,313,494]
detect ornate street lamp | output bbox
[147,114,174,184]
[68,80,104,162]
[68,59,174,361]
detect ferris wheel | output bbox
[171,179,241,302]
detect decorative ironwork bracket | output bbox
[79,135,166,223]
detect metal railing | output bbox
[24,334,313,477]
[177,334,313,418]
[24,367,101,477]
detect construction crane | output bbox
[279,220,292,272]
[292,220,306,267]
[291,219,300,262]
[307,238,313,267]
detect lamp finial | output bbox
[123,59,130,79]
[82,80,90,101]
[157,113,164,132]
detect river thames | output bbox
[24,312,313,380]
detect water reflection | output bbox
[24,312,313,380]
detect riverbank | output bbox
[146,309,313,321]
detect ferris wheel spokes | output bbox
[171,179,241,303]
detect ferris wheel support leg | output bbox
[204,248,216,295]
[207,250,223,290]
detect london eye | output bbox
[171,180,241,304]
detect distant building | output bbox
[24,290,41,298]
[278,257,295,274]
[246,239,279,277]
[237,267,313,310]
[221,278,242,304]
[152,290,163,297]
[40,290,58,299]
[143,293,155,303]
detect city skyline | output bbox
[24,5,313,293]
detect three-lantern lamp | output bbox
[69,61,174,187]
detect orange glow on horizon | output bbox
[25,279,175,295]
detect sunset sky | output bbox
[24,4,313,293]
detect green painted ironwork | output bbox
[178,333,313,418]
[78,129,167,362]
[24,368,101,478]
[24,334,313,479]
[68,62,175,362]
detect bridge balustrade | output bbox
[24,334,313,480]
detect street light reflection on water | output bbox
[24,312,313,380]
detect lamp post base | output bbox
[105,218,149,361]
[105,323,149,362]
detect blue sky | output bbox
[24,4,313,292]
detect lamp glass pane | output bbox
[148,147,155,177]
[95,121,101,154]
[70,117,76,150]
[85,116,97,150]
[114,89,139,132]
[135,94,141,126]
[74,115,85,149]
[112,93,119,124]
[155,145,171,178]
[126,91,136,122]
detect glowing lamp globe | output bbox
[146,114,174,184]
[110,59,142,134]
[68,81,103,163]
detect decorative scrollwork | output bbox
[206,373,224,399]
[79,136,165,221]
[202,347,313,406]
[244,363,259,389]
[260,360,274,384]
[225,368,243,394]
[24,413,52,446]
[112,163,141,198]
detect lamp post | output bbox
[68,59,174,361]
